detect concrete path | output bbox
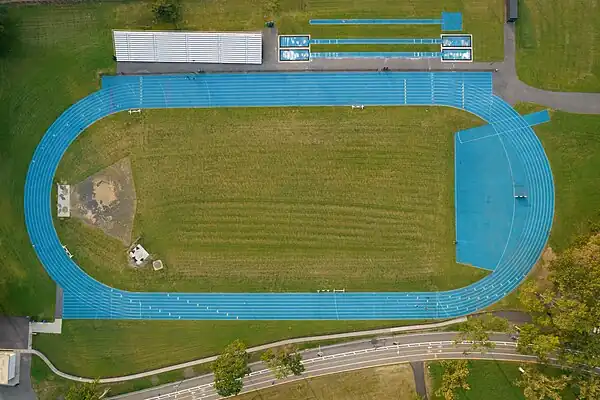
[54,286,64,319]
[30,319,62,334]
[110,333,529,400]
[493,24,600,114]
[22,317,467,384]
[410,361,428,400]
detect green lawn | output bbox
[234,363,417,400]
[33,319,423,377]
[427,360,576,400]
[31,359,418,400]
[31,357,70,400]
[516,0,600,92]
[55,107,486,293]
[31,355,212,400]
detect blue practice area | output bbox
[311,38,442,45]
[441,48,472,61]
[455,110,552,270]
[441,12,463,31]
[309,12,462,31]
[522,110,551,126]
[441,35,472,48]
[279,35,310,48]
[311,51,440,59]
[26,72,554,320]
[309,18,442,25]
[279,49,310,62]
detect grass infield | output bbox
[56,107,486,293]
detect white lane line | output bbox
[147,343,521,400]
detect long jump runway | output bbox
[25,72,554,320]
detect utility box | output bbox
[506,0,518,22]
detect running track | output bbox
[24,72,554,320]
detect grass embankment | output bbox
[31,355,211,400]
[516,0,600,92]
[427,360,576,399]
[56,107,485,293]
[31,359,418,400]
[235,363,418,400]
[33,319,425,377]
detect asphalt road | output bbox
[111,332,531,400]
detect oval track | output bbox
[24,72,554,320]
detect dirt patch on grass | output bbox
[537,246,556,283]
[71,157,137,244]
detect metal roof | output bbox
[507,0,518,20]
[113,30,262,64]
[0,352,16,385]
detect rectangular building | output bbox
[113,30,263,64]
[0,352,18,386]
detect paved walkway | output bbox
[110,333,530,400]
[23,317,467,384]
[493,24,600,114]
[30,319,62,334]
[410,361,428,400]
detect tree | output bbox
[515,365,569,400]
[152,0,182,24]
[576,374,600,400]
[454,313,509,353]
[212,339,250,397]
[516,323,560,363]
[65,380,102,400]
[517,234,600,370]
[261,345,305,379]
[435,360,470,400]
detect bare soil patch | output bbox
[71,157,137,244]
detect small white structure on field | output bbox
[152,260,164,271]
[129,244,150,266]
[0,351,18,386]
[57,184,70,218]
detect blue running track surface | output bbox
[25,72,554,320]
[441,12,463,31]
[311,52,441,59]
[310,38,442,45]
[310,18,442,25]
[310,12,462,31]
[522,110,551,127]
